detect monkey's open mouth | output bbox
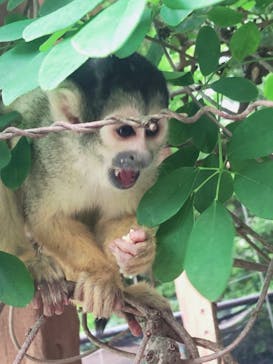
[109,168,140,189]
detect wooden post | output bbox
[0,304,81,364]
[175,272,220,363]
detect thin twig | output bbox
[237,229,270,263]
[145,35,181,53]
[81,313,136,359]
[8,307,98,363]
[133,321,152,364]
[233,258,268,272]
[1,99,273,141]
[231,212,273,253]
[13,315,46,364]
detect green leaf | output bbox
[0,111,22,130]
[163,71,194,86]
[163,0,223,9]
[23,0,102,41]
[177,13,206,33]
[0,141,11,169]
[39,0,74,16]
[228,108,273,162]
[137,167,198,227]
[0,41,47,105]
[264,73,273,100]
[72,0,146,57]
[0,251,34,306]
[210,77,258,102]
[195,26,220,76]
[230,22,261,61]
[168,103,218,152]
[7,0,25,11]
[185,201,234,301]
[115,8,151,58]
[234,161,273,219]
[159,145,199,176]
[1,137,32,190]
[208,6,243,27]
[194,171,234,212]
[153,200,194,282]
[160,6,191,27]
[0,19,33,42]
[39,37,88,90]
[146,42,163,66]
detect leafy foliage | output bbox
[0,251,34,306]
[0,0,273,306]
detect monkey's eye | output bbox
[145,121,159,137]
[116,125,136,138]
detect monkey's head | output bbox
[47,54,169,190]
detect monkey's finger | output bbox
[129,228,147,243]
[110,239,138,256]
[32,291,43,310]
[125,313,142,337]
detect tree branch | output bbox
[1,99,273,141]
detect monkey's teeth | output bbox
[114,168,121,177]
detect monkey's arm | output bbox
[29,215,123,318]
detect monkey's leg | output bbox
[98,216,156,276]
[29,215,123,318]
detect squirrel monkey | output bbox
[0,54,169,319]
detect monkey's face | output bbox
[99,107,168,190]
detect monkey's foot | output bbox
[109,228,155,276]
[27,255,69,317]
[74,271,123,318]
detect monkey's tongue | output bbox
[119,169,138,188]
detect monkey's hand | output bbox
[109,228,155,276]
[73,269,123,318]
[27,255,69,317]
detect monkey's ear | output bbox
[47,85,82,124]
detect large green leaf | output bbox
[0,41,47,105]
[230,22,261,61]
[115,8,151,58]
[159,145,199,177]
[234,161,273,219]
[208,6,243,27]
[137,167,198,227]
[153,200,194,282]
[39,37,88,90]
[160,6,191,27]
[0,141,11,169]
[228,108,273,162]
[0,111,22,130]
[210,77,258,102]
[263,73,273,100]
[185,201,234,301]
[163,71,194,86]
[169,103,218,152]
[1,137,31,190]
[23,0,102,41]
[39,0,74,16]
[0,251,34,306]
[0,19,33,42]
[195,26,220,76]
[72,0,146,57]
[194,171,234,212]
[163,0,223,9]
